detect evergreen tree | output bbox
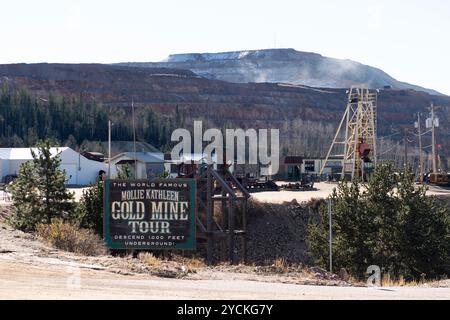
[0,86,174,151]
[396,166,450,279]
[11,134,24,147]
[31,140,75,223]
[308,178,374,276]
[9,140,75,231]
[8,161,41,231]
[64,134,78,149]
[26,127,39,146]
[76,180,104,235]
[117,163,134,180]
[364,162,400,277]
[307,163,450,280]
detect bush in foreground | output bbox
[9,140,75,231]
[307,163,450,281]
[36,220,107,256]
[75,180,104,235]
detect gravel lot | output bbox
[251,182,450,204]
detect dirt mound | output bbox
[245,199,323,265]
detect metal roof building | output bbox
[0,147,107,185]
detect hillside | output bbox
[0,63,449,162]
[118,48,442,95]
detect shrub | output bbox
[138,252,162,267]
[9,140,75,231]
[75,180,103,234]
[8,161,41,231]
[273,257,289,273]
[307,163,450,281]
[36,220,107,256]
[183,257,206,273]
[117,163,134,180]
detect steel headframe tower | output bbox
[320,85,378,180]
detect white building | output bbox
[108,152,165,179]
[0,147,107,185]
[301,158,341,175]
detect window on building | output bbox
[305,161,315,172]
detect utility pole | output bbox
[108,120,112,179]
[328,198,333,273]
[416,113,424,183]
[131,99,137,179]
[430,103,437,174]
[403,133,408,168]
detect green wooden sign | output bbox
[103,179,196,250]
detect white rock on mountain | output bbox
[118,48,442,95]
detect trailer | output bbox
[427,172,450,187]
[244,179,280,192]
[280,175,316,191]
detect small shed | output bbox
[109,152,165,179]
[275,156,303,180]
[165,153,218,178]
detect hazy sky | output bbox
[1,0,449,94]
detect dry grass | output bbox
[350,273,422,287]
[138,252,162,267]
[273,257,289,273]
[183,257,206,273]
[381,274,419,287]
[36,219,107,256]
[138,252,206,273]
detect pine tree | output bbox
[396,166,450,279]
[76,180,104,235]
[8,161,41,231]
[31,140,75,223]
[64,134,78,149]
[117,163,134,180]
[307,178,374,276]
[307,163,450,280]
[364,162,400,277]
[9,140,76,231]
[9,141,75,230]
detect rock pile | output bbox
[245,199,324,265]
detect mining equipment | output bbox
[238,175,280,192]
[320,86,377,180]
[422,103,449,187]
[175,161,250,265]
[427,172,450,187]
[280,174,315,191]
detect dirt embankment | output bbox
[187,197,322,266]
[245,199,321,265]
[245,186,450,265]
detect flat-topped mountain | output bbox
[118,48,441,95]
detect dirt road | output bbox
[1,259,449,299]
